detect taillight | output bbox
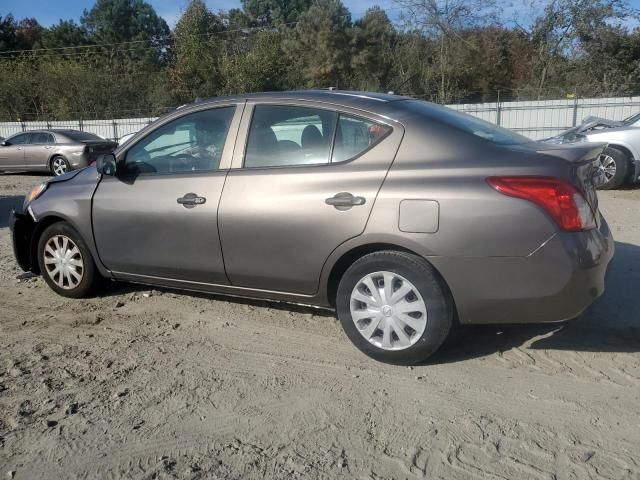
[486,176,596,232]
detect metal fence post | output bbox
[572,88,579,127]
[21,120,26,132]
[113,120,118,141]
[79,118,84,132]
[496,90,502,126]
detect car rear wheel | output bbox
[50,156,70,177]
[37,222,101,298]
[336,251,453,364]
[598,147,629,190]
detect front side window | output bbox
[332,114,391,163]
[124,107,235,174]
[31,132,54,144]
[8,133,30,145]
[244,105,337,168]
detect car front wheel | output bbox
[336,251,453,364]
[598,147,630,190]
[37,222,101,298]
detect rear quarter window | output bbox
[332,114,391,162]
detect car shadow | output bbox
[0,195,25,228]
[429,240,640,364]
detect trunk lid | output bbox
[80,140,118,162]
[532,142,606,213]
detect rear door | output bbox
[0,133,30,169]
[218,101,403,294]
[23,132,54,167]
[92,103,242,284]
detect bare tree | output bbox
[394,0,497,102]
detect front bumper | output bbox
[9,208,36,272]
[632,159,640,183]
[432,214,615,324]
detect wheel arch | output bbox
[28,215,67,274]
[28,213,105,277]
[48,154,69,173]
[325,242,457,319]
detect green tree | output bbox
[284,0,352,88]
[240,0,313,26]
[39,20,91,49]
[350,7,396,91]
[81,0,170,66]
[169,0,226,102]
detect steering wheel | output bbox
[170,153,195,172]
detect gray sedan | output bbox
[0,129,116,176]
[10,91,614,364]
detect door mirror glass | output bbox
[96,153,117,176]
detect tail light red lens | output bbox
[486,176,596,232]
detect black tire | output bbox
[598,147,630,190]
[50,155,71,177]
[37,221,101,298]
[336,250,454,365]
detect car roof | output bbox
[193,90,410,110]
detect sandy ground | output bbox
[0,172,639,480]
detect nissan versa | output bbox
[10,91,614,364]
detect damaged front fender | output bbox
[9,208,36,272]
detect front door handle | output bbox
[325,192,366,211]
[177,192,206,209]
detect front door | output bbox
[92,104,240,284]
[0,132,30,170]
[218,102,403,294]
[23,132,54,168]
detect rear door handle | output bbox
[177,192,206,209]
[325,192,366,211]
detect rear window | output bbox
[403,100,531,145]
[60,131,103,141]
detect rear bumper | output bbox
[68,154,91,169]
[432,214,615,324]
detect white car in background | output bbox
[544,113,640,189]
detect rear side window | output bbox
[31,132,54,144]
[332,114,391,162]
[244,106,391,168]
[244,105,337,167]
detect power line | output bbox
[0,19,308,58]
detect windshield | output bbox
[623,112,640,125]
[403,100,531,145]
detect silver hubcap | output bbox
[43,235,84,289]
[52,158,67,176]
[350,271,427,351]
[598,154,616,181]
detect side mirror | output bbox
[96,153,117,176]
[1,141,8,146]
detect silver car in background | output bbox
[545,113,640,189]
[0,129,117,176]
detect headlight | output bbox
[25,182,48,205]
